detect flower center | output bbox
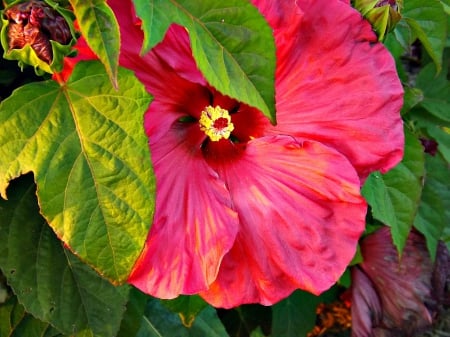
[199,105,234,142]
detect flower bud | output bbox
[1,0,76,74]
[353,0,402,41]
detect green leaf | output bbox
[133,0,276,123]
[414,153,450,259]
[415,61,450,123]
[272,288,339,337]
[400,86,424,115]
[383,32,409,82]
[272,291,317,337]
[0,61,154,283]
[441,0,450,13]
[0,296,63,337]
[137,298,228,337]
[161,295,208,328]
[70,0,120,87]
[361,128,425,253]
[0,174,130,336]
[401,0,447,72]
[117,287,149,337]
[250,327,266,337]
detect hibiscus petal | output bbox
[253,0,404,180]
[201,135,366,307]
[128,124,239,298]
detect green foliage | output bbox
[70,0,120,87]
[0,61,155,283]
[116,288,149,337]
[0,174,129,336]
[414,60,450,124]
[137,298,228,337]
[414,153,450,257]
[218,305,271,337]
[399,49,450,258]
[395,0,447,72]
[132,0,276,123]
[0,295,63,337]
[161,295,208,327]
[272,288,340,337]
[0,0,449,336]
[362,128,425,253]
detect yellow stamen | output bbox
[199,105,234,142]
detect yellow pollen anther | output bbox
[199,105,234,141]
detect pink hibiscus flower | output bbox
[65,0,404,308]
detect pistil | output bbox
[199,105,234,142]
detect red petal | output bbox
[201,136,366,307]
[253,0,404,180]
[128,125,239,298]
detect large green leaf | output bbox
[401,0,447,72]
[414,153,450,258]
[0,174,130,336]
[132,0,276,123]
[362,128,425,253]
[136,298,228,337]
[70,0,120,87]
[0,61,154,282]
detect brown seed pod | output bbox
[24,21,52,63]
[7,22,26,49]
[4,0,71,63]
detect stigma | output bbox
[199,105,234,142]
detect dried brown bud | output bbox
[4,0,71,63]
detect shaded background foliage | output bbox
[0,0,449,336]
